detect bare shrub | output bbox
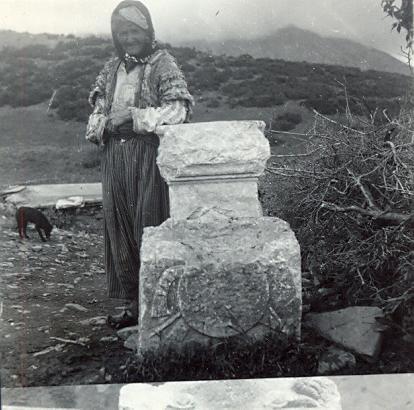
[265,101,414,320]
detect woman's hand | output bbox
[107,108,132,131]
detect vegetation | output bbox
[264,100,414,337]
[382,0,413,69]
[0,36,410,123]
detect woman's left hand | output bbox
[108,108,132,128]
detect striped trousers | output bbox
[101,135,169,300]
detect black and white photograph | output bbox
[0,0,413,407]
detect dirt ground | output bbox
[1,203,414,389]
[0,206,136,388]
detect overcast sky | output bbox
[0,0,408,59]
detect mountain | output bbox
[178,26,410,76]
[0,29,69,49]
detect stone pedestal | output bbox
[137,121,301,355]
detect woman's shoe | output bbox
[107,309,138,330]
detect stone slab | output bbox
[137,213,301,355]
[119,377,342,409]
[4,183,102,208]
[305,306,384,358]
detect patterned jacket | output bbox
[86,48,194,144]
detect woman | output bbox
[86,0,194,329]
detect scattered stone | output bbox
[117,325,138,341]
[80,316,107,326]
[31,245,42,252]
[3,272,31,278]
[317,288,336,297]
[75,252,88,259]
[33,344,65,357]
[65,303,88,312]
[305,306,384,358]
[317,346,356,375]
[0,261,14,268]
[58,283,74,289]
[59,244,69,252]
[100,336,118,343]
[37,326,49,332]
[50,336,90,346]
[105,374,113,382]
[124,334,137,351]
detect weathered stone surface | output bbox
[137,213,301,355]
[119,377,342,409]
[117,325,138,341]
[169,178,262,220]
[305,306,384,358]
[317,346,356,375]
[124,334,137,352]
[156,121,269,181]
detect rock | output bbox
[80,316,107,326]
[32,344,65,357]
[65,303,88,312]
[117,325,139,341]
[317,346,356,375]
[0,261,14,268]
[305,306,384,358]
[124,334,137,351]
[31,245,42,252]
[100,336,118,343]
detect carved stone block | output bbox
[137,214,301,355]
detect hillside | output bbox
[180,25,410,76]
[0,31,410,127]
[0,29,68,49]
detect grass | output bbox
[0,100,312,188]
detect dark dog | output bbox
[16,207,53,242]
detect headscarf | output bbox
[111,1,158,68]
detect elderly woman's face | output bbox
[116,21,150,56]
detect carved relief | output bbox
[151,262,276,338]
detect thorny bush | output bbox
[265,103,414,330]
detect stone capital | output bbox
[156,120,270,182]
[156,121,270,220]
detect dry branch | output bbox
[320,202,413,226]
